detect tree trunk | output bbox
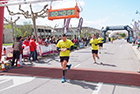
[11,23,15,42]
[32,18,39,43]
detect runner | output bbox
[111,37,113,43]
[57,34,74,83]
[98,34,103,54]
[90,34,99,63]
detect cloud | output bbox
[114,5,117,8]
[122,13,125,16]
[112,12,116,15]
[82,17,109,29]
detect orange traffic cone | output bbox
[17,59,22,68]
[1,61,7,72]
[3,48,6,55]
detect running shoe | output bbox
[67,64,72,70]
[97,56,99,59]
[35,60,38,63]
[94,61,97,64]
[61,76,66,83]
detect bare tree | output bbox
[6,4,48,42]
[4,16,20,42]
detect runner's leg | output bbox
[92,53,96,63]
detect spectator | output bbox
[39,37,46,46]
[38,36,41,42]
[132,37,135,46]
[11,37,22,67]
[45,37,50,44]
[51,37,57,44]
[29,37,38,62]
[28,35,31,41]
[23,37,29,46]
[57,37,61,44]
[137,36,140,50]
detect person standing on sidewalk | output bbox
[137,36,140,50]
[57,34,74,83]
[90,34,99,63]
[11,37,22,67]
[28,37,38,63]
[98,34,103,54]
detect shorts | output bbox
[98,43,103,47]
[60,56,69,62]
[92,50,98,55]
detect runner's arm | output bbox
[57,47,61,52]
[67,46,74,51]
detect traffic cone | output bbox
[1,61,7,72]
[3,48,6,55]
[17,59,22,68]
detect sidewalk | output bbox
[130,44,140,61]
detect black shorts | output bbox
[60,56,69,62]
[98,43,103,47]
[92,50,98,54]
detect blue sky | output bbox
[80,0,140,29]
[4,0,140,29]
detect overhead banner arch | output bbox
[102,25,133,43]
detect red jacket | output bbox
[39,39,45,45]
[29,39,37,52]
[23,40,29,46]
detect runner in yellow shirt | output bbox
[57,34,74,83]
[90,34,99,63]
[98,34,104,54]
[111,37,113,43]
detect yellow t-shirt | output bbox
[57,39,74,57]
[98,37,103,43]
[90,38,98,50]
[111,38,113,41]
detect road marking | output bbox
[0,76,35,91]
[74,64,81,68]
[92,82,103,94]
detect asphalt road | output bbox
[0,39,140,94]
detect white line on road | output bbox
[92,82,103,94]
[74,64,81,68]
[0,76,35,92]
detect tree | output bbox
[118,33,126,37]
[4,23,22,39]
[6,4,48,42]
[19,21,32,37]
[4,17,20,42]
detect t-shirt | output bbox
[98,37,103,43]
[90,38,98,50]
[57,39,74,56]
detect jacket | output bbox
[29,39,37,52]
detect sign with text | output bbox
[48,6,79,20]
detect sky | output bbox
[3,0,140,30]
